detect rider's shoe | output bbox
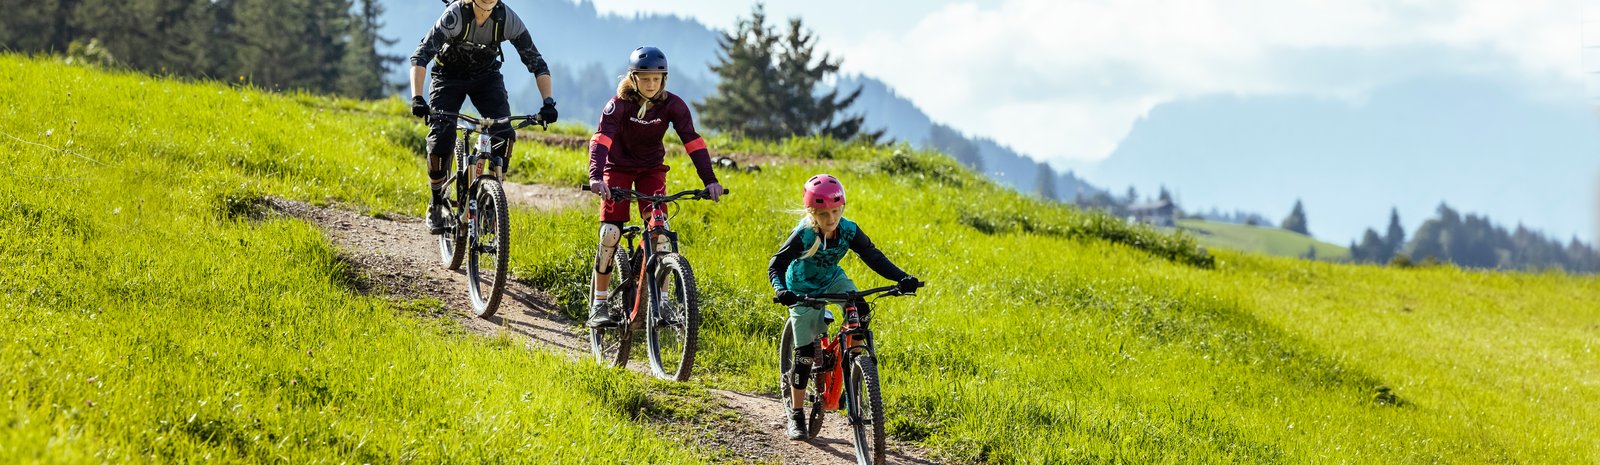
[586,300,619,328]
[786,408,808,440]
[426,188,449,235]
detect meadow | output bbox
[1176,219,1350,261]
[0,56,709,464]
[4,54,1598,463]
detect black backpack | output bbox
[446,0,506,44]
[436,1,506,72]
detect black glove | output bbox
[538,97,558,124]
[896,276,924,293]
[775,289,799,306]
[411,96,430,118]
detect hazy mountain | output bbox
[1083,75,1600,244]
[376,0,1100,199]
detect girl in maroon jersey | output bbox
[583,46,725,328]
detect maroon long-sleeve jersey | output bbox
[587,92,718,185]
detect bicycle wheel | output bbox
[646,253,700,381]
[439,141,469,270]
[847,355,887,465]
[781,322,831,438]
[465,178,509,318]
[779,321,797,409]
[589,245,634,367]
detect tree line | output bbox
[1,0,399,99]
[1349,204,1599,273]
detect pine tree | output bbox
[1385,207,1406,258]
[698,3,875,141]
[698,4,783,139]
[337,0,400,99]
[1033,162,1058,200]
[1356,228,1387,263]
[1282,199,1309,235]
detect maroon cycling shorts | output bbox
[600,164,669,223]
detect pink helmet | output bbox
[803,174,846,209]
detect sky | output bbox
[588,0,1600,245]
[592,0,1600,160]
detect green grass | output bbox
[504,114,1600,462]
[6,54,1600,464]
[0,55,709,464]
[1178,219,1350,260]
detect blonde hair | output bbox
[615,72,668,119]
[797,206,844,259]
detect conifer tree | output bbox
[698,3,875,141]
[1282,199,1309,235]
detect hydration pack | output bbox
[435,1,506,75]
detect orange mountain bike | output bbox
[777,284,921,464]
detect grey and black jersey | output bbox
[410,2,551,78]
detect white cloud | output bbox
[835,0,1591,163]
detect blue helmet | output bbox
[629,47,668,73]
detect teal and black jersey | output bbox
[768,218,909,294]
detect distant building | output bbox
[1128,199,1175,227]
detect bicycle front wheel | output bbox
[465,178,509,318]
[646,253,700,381]
[847,355,887,465]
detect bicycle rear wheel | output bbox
[439,141,468,270]
[779,321,797,409]
[589,245,634,367]
[465,178,509,318]
[847,355,887,465]
[780,322,829,438]
[646,253,700,381]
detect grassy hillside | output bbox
[5,55,1599,464]
[1178,219,1351,260]
[0,56,705,464]
[508,112,1600,461]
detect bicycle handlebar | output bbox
[428,111,547,131]
[580,185,729,201]
[773,284,920,304]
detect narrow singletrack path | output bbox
[270,186,939,465]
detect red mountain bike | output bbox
[583,186,726,381]
[777,284,920,464]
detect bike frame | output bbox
[794,285,898,411]
[432,111,543,228]
[620,198,680,323]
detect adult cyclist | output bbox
[409,0,559,234]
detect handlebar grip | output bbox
[581,184,591,191]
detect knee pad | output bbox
[789,343,817,389]
[594,222,622,274]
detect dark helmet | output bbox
[628,47,668,73]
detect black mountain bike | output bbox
[583,186,725,381]
[431,111,544,318]
[777,284,920,465]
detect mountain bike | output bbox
[583,186,726,381]
[431,111,545,318]
[777,284,920,465]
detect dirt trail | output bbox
[269,185,938,465]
